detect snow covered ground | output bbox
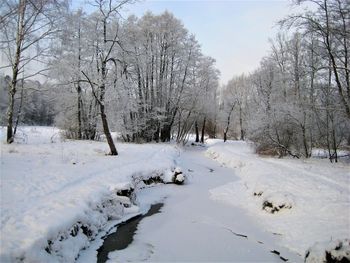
[1,127,349,262]
[0,127,180,262]
[79,146,302,263]
[206,139,350,258]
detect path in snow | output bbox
[90,147,303,262]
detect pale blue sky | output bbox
[73,0,298,84]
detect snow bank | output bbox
[0,127,180,262]
[305,239,350,262]
[206,140,350,257]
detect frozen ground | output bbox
[206,139,350,258]
[1,127,349,262]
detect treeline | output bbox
[53,10,219,144]
[2,0,348,161]
[0,76,55,127]
[221,0,350,162]
[1,0,219,154]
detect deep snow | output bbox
[0,127,179,262]
[206,139,350,258]
[1,127,349,262]
[77,147,301,262]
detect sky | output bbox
[74,0,301,84]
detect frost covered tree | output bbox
[223,1,350,161]
[221,74,250,142]
[78,0,134,155]
[51,9,100,140]
[281,0,350,120]
[109,12,219,143]
[50,8,219,146]
[0,0,68,143]
[195,56,220,143]
[279,0,350,161]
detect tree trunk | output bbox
[96,16,118,155]
[14,78,25,136]
[77,21,82,140]
[77,83,82,140]
[301,112,310,158]
[7,0,26,143]
[323,1,350,120]
[195,120,199,143]
[154,125,160,143]
[224,103,235,143]
[100,103,118,155]
[7,86,15,144]
[200,117,206,143]
[301,125,309,158]
[239,104,244,140]
[332,125,338,163]
[160,124,171,142]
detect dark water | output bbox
[96,203,163,263]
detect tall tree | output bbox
[281,0,350,120]
[0,0,68,143]
[81,0,133,155]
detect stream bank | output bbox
[88,148,302,262]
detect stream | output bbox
[77,148,302,262]
[96,203,163,263]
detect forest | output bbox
[1,0,349,161]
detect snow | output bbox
[0,126,179,262]
[96,148,301,262]
[312,148,350,159]
[175,173,185,183]
[206,139,350,257]
[1,128,349,262]
[305,239,350,262]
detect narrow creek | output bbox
[96,203,164,263]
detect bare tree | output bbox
[280,0,350,120]
[0,0,68,143]
[81,0,133,155]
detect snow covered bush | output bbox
[161,167,186,185]
[262,192,294,214]
[305,239,350,263]
[173,167,185,185]
[131,171,165,188]
[131,167,186,187]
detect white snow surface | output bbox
[206,139,350,256]
[0,127,179,262]
[305,238,350,262]
[90,146,302,263]
[1,128,349,262]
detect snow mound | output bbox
[305,239,350,263]
[173,167,185,184]
[262,192,294,214]
[174,173,185,184]
[162,167,186,185]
